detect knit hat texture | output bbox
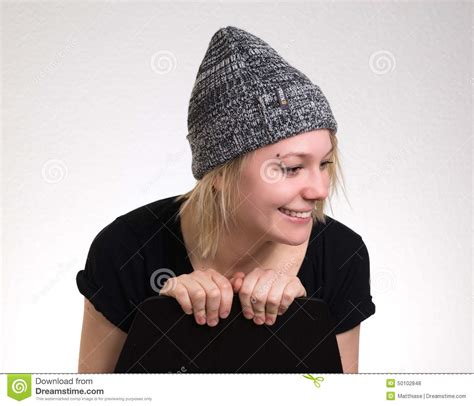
[187,26,338,180]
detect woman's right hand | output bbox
[159,268,246,327]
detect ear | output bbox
[213,172,223,192]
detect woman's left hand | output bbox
[230,268,307,326]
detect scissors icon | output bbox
[302,374,325,388]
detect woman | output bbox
[77,26,376,373]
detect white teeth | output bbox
[279,208,312,218]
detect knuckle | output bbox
[239,289,251,299]
[266,268,277,276]
[207,287,221,299]
[174,288,187,303]
[221,281,233,292]
[174,284,187,295]
[255,306,265,314]
[192,289,206,301]
[180,304,193,315]
[266,296,280,307]
[194,305,206,313]
[252,294,263,305]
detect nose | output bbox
[301,169,329,201]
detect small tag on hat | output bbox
[275,86,289,109]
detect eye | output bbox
[321,160,333,169]
[279,161,333,177]
[279,165,303,177]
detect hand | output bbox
[230,268,307,326]
[159,268,245,327]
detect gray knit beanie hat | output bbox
[187,26,338,180]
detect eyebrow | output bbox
[277,146,334,159]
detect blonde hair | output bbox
[174,130,348,261]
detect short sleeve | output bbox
[329,238,376,335]
[76,217,148,333]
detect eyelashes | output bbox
[279,161,333,176]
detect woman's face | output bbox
[234,129,333,245]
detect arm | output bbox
[78,298,128,373]
[335,323,360,373]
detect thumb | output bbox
[231,277,243,293]
[229,272,246,293]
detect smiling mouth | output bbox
[278,207,312,219]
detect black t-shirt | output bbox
[76,194,376,335]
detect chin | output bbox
[283,235,309,246]
[272,214,311,244]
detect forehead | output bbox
[255,129,332,158]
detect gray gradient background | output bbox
[1,0,472,372]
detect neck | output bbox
[180,204,285,279]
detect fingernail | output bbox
[265,317,274,325]
[254,317,264,325]
[243,310,253,319]
[208,318,218,326]
[221,311,230,318]
[197,315,206,324]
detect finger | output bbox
[229,271,245,291]
[264,280,287,325]
[232,271,246,280]
[279,278,306,315]
[180,276,208,325]
[192,270,222,327]
[249,270,276,325]
[168,282,194,316]
[209,270,234,319]
[159,277,177,297]
[230,276,244,293]
[238,269,262,319]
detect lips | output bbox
[278,207,312,221]
[279,207,313,212]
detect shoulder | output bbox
[111,194,184,244]
[85,194,185,265]
[313,214,366,253]
[308,214,370,286]
[311,216,375,335]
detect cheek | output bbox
[238,165,302,211]
[234,196,282,229]
[253,183,293,212]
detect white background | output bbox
[1,0,472,372]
